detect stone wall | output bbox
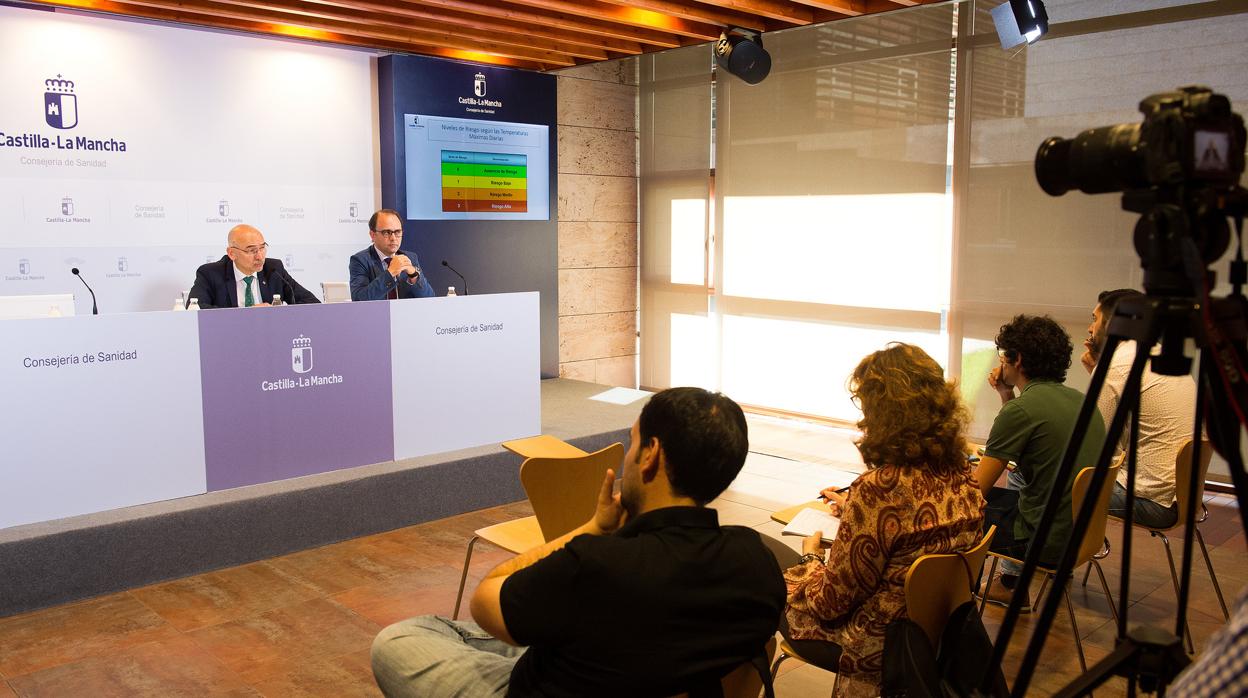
[553,59,639,387]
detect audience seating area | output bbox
[0,419,1241,696]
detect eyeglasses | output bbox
[373,229,403,239]
[230,243,268,255]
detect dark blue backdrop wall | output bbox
[377,55,558,377]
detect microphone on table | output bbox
[70,267,99,315]
[273,264,300,305]
[442,260,468,296]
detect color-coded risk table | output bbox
[441,150,528,213]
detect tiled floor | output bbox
[0,414,1243,697]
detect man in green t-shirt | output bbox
[974,314,1105,611]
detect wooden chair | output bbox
[905,526,997,649]
[762,527,996,693]
[1099,439,1225,652]
[451,438,624,619]
[980,462,1122,672]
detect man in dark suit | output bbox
[187,224,319,308]
[349,209,435,301]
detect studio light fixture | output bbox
[991,0,1049,49]
[715,28,771,85]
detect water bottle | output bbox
[172,295,186,311]
[446,286,457,297]
[47,305,62,318]
[187,298,201,311]
[271,294,284,307]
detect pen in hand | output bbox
[816,485,850,501]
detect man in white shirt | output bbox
[1081,288,1197,528]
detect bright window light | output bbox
[721,193,952,311]
[720,314,949,421]
[670,199,706,285]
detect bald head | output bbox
[226,224,267,276]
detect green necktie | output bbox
[243,276,255,307]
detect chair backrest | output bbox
[1173,439,1215,525]
[321,281,350,303]
[904,525,996,648]
[1071,459,1123,564]
[521,442,625,542]
[669,637,777,698]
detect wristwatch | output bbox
[798,552,823,565]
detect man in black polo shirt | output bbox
[371,387,785,697]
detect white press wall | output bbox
[0,7,378,313]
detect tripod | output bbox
[979,208,1248,697]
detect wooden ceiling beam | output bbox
[493,0,724,41]
[300,0,645,54]
[31,0,576,65]
[166,0,619,60]
[785,0,865,15]
[587,0,777,30]
[100,0,585,64]
[678,0,817,26]
[31,0,558,68]
[400,0,687,48]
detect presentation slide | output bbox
[404,114,550,221]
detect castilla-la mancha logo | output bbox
[44,75,78,130]
[291,335,313,374]
[474,72,487,98]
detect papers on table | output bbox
[588,387,653,405]
[782,506,841,543]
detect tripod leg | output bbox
[1091,558,1120,626]
[1155,530,1195,653]
[1064,581,1087,673]
[1195,527,1229,620]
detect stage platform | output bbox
[0,378,646,618]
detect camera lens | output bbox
[1035,124,1145,196]
[1035,137,1073,196]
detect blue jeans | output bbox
[371,616,526,698]
[1109,482,1179,529]
[997,470,1029,576]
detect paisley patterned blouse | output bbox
[784,463,985,696]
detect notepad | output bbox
[781,507,841,543]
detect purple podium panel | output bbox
[198,302,394,491]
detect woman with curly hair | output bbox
[782,343,985,696]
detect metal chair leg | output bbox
[1195,527,1230,620]
[979,556,999,616]
[1036,573,1051,608]
[1063,583,1087,673]
[1081,562,1092,588]
[1153,530,1195,654]
[1090,558,1119,626]
[452,535,479,620]
[769,650,790,677]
